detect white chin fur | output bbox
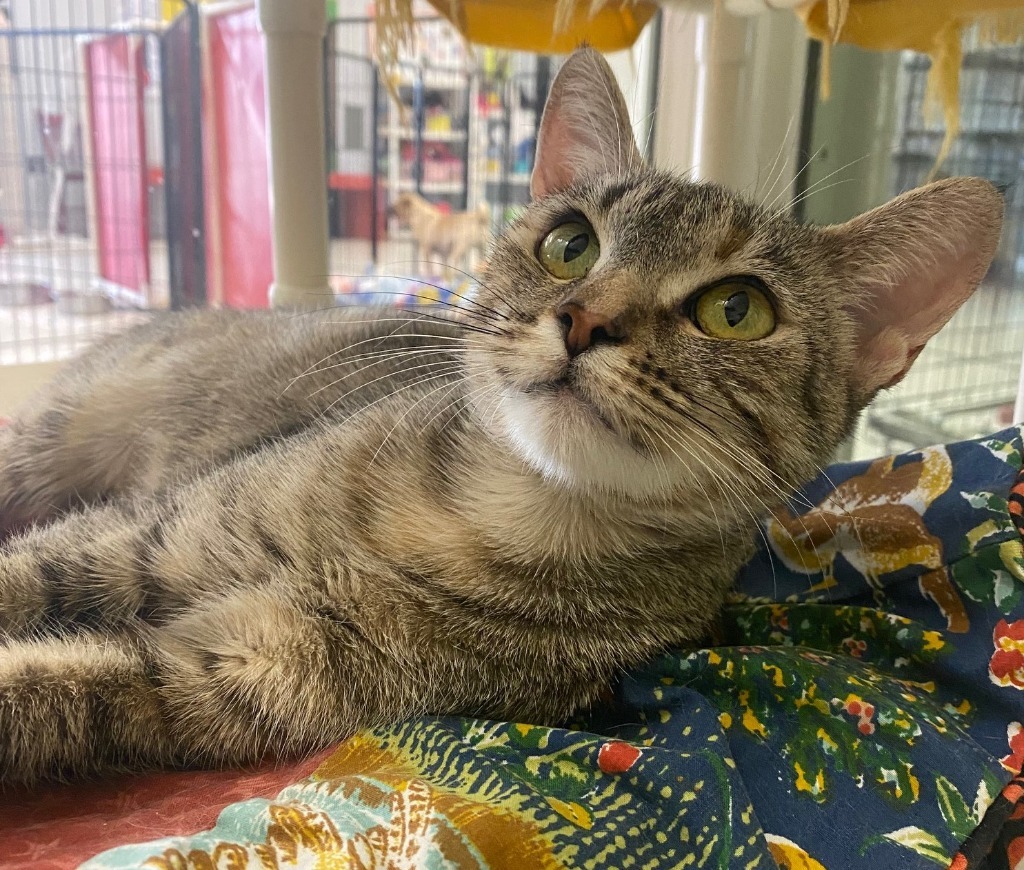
[495,390,676,499]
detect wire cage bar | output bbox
[856,31,1024,458]
[0,0,167,365]
[0,6,549,363]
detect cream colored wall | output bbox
[799,44,899,225]
[0,362,60,417]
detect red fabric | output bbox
[204,6,273,309]
[0,751,330,869]
[84,35,151,299]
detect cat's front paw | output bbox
[0,633,168,787]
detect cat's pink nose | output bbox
[555,301,626,358]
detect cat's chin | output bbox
[492,387,678,500]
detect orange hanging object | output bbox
[425,0,659,53]
[799,0,1024,169]
[800,0,1024,54]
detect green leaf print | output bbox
[934,775,975,842]
[981,437,1023,469]
[952,532,1024,613]
[861,772,994,863]
[961,491,1011,515]
[867,826,951,865]
[670,643,959,808]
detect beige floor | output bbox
[0,361,61,416]
[0,235,159,366]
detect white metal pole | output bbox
[653,6,806,195]
[257,0,334,309]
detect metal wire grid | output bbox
[0,6,548,367]
[0,0,164,365]
[858,36,1024,458]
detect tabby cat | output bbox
[0,48,1003,786]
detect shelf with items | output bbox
[376,55,475,227]
[395,179,465,195]
[476,62,546,228]
[366,41,546,263]
[399,140,466,182]
[392,71,467,91]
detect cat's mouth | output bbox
[520,371,618,434]
[521,370,576,399]
[529,374,572,393]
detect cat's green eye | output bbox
[692,282,775,341]
[538,221,600,280]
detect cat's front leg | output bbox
[0,424,50,539]
[0,405,116,539]
[0,500,190,639]
[0,583,402,785]
[0,632,172,785]
[151,584,400,768]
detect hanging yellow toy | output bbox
[423,0,1024,172]
[799,0,1024,169]
[360,0,1024,173]
[425,0,659,53]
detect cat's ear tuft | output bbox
[530,47,642,200]
[823,177,1004,401]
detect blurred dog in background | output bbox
[390,192,491,276]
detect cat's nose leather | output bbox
[555,301,626,358]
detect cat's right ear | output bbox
[531,47,642,200]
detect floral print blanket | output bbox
[8,427,1024,869]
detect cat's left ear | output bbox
[822,177,1004,401]
[531,46,642,200]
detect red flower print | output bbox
[999,620,1024,643]
[990,620,1024,690]
[597,741,641,775]
[840,697,876,735]
[1009,834,1024,867]
[1002,722,1024,773]
[841,637,868,659]
[1005,782,1024,804]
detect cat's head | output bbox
[467,47,1003,507]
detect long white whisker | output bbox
[661,426,781,600]
[317,359,463,415]
[646,426,727,560]
[367,375,469,469]
[283,329,485,395]
[316,363,465,428]
[295,346,472,393]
